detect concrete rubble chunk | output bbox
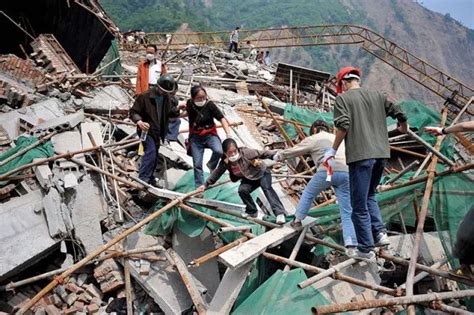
[43,187,68,238]
[82,85,130,113]
[172,228,220,298]
[31,110,85,137]
[0,190,58,281]
[69,176,106,253]
[63,172,78,188]
[34,160,53,189]
[51,130,84,169]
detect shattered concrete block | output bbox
[63,306,79,315]
[73,301,85,310]
[93,258,124,293]
[34,161,53,189]
[51,130,84,169]
[63,172,78,188]
[32,110,85,136]
[69,176,105,254]
[83,86,130,113]
[0,190,58,281]
[43,188,67,238]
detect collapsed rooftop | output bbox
[0,6,473,315]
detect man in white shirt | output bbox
[229,26,240,53]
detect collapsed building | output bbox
[0,2,473,315]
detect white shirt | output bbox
[148,60,162,85]
[230,30,239,43]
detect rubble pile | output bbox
[0,17,473,315]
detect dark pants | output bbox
[348,158,387,253]
[190,134,223,187]
[139,136,159,184]
[238,171,285,216]
[229,41,238,53]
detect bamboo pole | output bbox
[379,162,474,192]
[0,138,138,180]
[124,260,133,315]
[432,301,473,315]
[385,161,420,185]
[406,129,455,167]
[390,146,426,159]
[188,237,248,267]
[0,131,58,167]
[405,109,448,315]
[178,121,243,133]
[17,188,201,313]
[298,258,358,288]
[311,289,474,314]
[283,226,308,272]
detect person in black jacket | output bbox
[186,86,231,187]
[198,138,286,224]
[129,74,185,185]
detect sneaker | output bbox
[290,219,302,229]
[206,161,215,173]
[276,214,286,225]
[345,246,358,257]
[374,232,390,247]
[347,249,377,263]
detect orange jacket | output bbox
[135,61,167,95]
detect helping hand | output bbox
[423,126,443,136]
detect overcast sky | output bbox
[420,0,474,29]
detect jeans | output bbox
[166,119,181,141]
[229,41,238,52]
[238,171,285,216]
[348,158,387,253]
[190,134,223,187]
[139,136,159,184]
[295,171,357,247]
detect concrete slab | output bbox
[118,230,194,315]
[51,130,84,169]
[69,176,105,254]
[207,261,254,315]
[387,232,451,264]
[164,168,187,190]
[82,86,130,112]
[43,187,68,238]
[0,190,58,281]
[80,122,103,150]
[172,228,220,297]
[31,110,85,137]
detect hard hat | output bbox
[336,66,361,94]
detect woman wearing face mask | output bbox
[187,85,232,188]
[198,138,287,224]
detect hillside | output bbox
[100,0,474,107]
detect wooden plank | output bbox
[218,226,298,269]
[207,261,254,315]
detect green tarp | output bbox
[233,268,330,315]
[0,136,55,186]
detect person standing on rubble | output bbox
[130,75,185,186]
[186,86,232,187]
[325,66,408,261]
[135,44,167,95]
[264,51,271,65]
[198,138,287,224]
[274,120,358,250]
[229,27,240,53]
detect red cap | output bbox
[336,66,361,94]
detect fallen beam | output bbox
[298,258,358,289]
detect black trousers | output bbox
[238,171,285,215]
[229,41,238,53]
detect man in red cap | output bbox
[324,66,408,262]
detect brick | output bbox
[77,292,92,303]
[73,301,85,310]
[65,292,78,306]
[63,306,78,315]
[44,305,62,315]
[84,283,103,300]
[65,282,83,294]
[35,307,46,315]
[87,303,100,314]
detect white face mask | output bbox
[228,153,240,162]
[194,100,206,107]
[146,53,155,61]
